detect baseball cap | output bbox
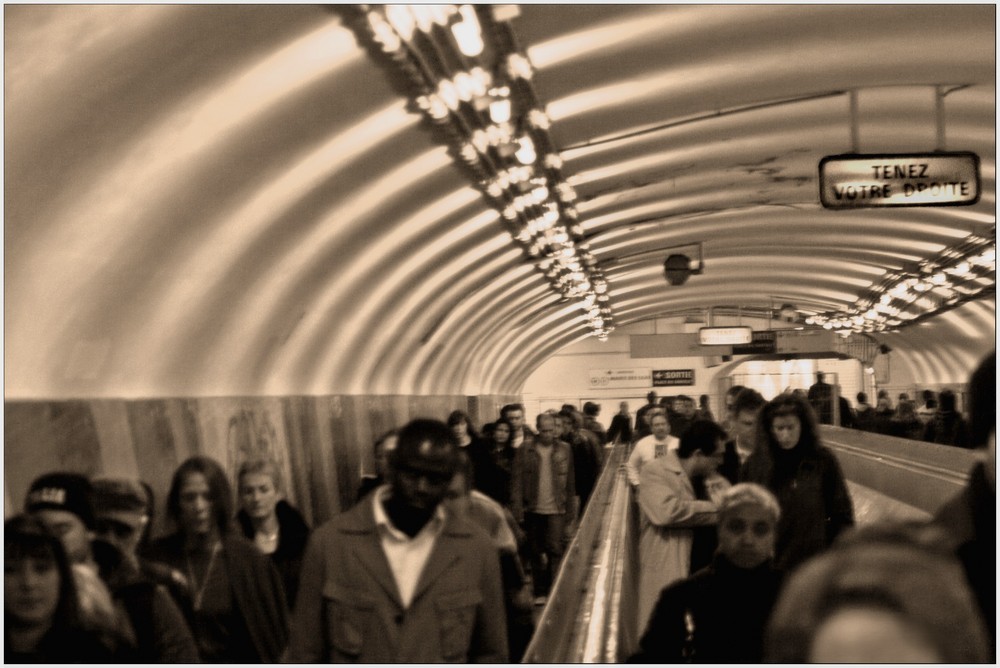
[25,472,96,529]
[91,477,149,529]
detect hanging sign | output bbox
[698,326,753,346]
[652,369,695,387]
[732,330,777,354]
[819,152,979,208]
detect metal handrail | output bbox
[522,442,639,662]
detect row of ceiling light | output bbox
[355,4,613,339]
[805,229,995,333]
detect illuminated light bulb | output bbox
[469,68,490,96]
[452,5,484,56]
[502,206,517,221]
[879,293,892,304]
[385,5,415,40]
[515,229,530,243]
[460,143,479,164]
[949,261,971,276]
[507,53,534,79]
[410,6,435,32]
[562,247,575,258]
[543,209,559,224]
[597,294,610,303]
[531,185,549,202]
[471,129,489,153]
[485,180,503,198]
[426,95,449,121]
[489,98,511,124]
[515,136,536,165]
[453,72,475,102]
[823,322,833,330]
[971,249,995,267]
[369,12,402,53]
[913,281,930,292]
[569,224,584,237]
[438,80,460,111]
[544,153,563,170]
[430,5,454,26]
[528,108,551,129]
[557,183,577,202]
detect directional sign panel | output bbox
[819,152,980,208]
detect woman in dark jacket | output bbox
[5,515,127,663]
[235,457,311,609]
[471,418,517,506]
[741,392,854,572]
[144,456,288,662]
[630,483,784,663]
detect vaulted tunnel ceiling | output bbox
[5,4,995,399]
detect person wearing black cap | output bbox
[25,472,98,566]
[24,472,125,650]
[92,477,199,662]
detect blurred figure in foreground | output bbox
[765,523,990,663]
[931,350,995,658]
[630,484,783,663]
[5,515,125,662]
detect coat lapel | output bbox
[409,516,468,604]
[340,501,405,609]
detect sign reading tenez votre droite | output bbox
[819,152,980,208]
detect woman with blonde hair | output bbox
[631,483,784,663]
[235,457,311,608]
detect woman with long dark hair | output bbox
[472,417,518,506]
[5,515,124,662]
[144,456,288,662]
[741,393,854,572]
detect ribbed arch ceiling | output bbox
[4,5,995,400]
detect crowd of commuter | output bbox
[6,354,994,663]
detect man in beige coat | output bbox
[285,419,508,663]
[636,427,725,634]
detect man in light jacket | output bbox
[286,419,508,663]
[636,430,724,635]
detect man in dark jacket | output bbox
[91,478,199,662]
[607,401,633,445]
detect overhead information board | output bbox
[698,326,753,346]
[732,330,777,354]
[819,152,979,208]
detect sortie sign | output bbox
[819,152,979,209]
[653,369,695,387]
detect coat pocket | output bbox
[435,589,482,661]
[323,583,375,660]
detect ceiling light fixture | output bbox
[806,228,995,333]
[352,4,613,338]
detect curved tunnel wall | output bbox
[5,6,994,523]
